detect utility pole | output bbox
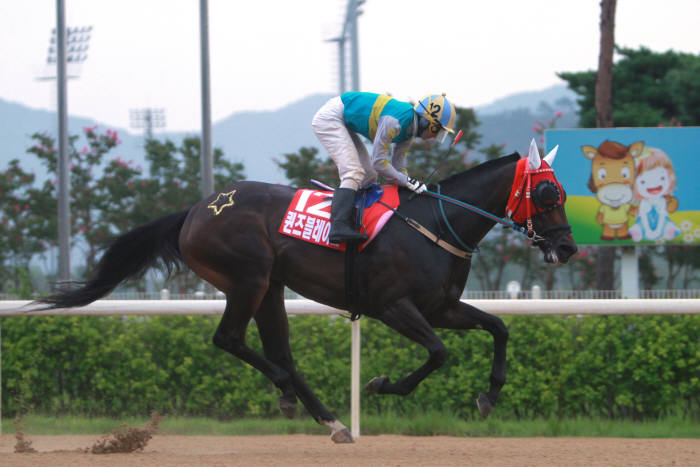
[594,0,631,296]
[38,13,92,283]
[55,0,71,282]
[199,0,214,198]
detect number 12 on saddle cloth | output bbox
[278,185,399,251]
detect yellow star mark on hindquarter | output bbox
[207,190,237,215]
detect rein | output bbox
[422,188,539,240]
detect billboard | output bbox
[545,127,700,245]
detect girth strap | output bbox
[378,199,472,260]
[404,217,473,259]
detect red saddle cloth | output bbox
[278,185,399,251]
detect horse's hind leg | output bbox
[430,301,509,419]
[212,282,295,412]
[255,281,353,443]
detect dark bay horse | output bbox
[40,141,577,443]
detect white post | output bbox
[1,320,2,435]
[621,246,639,298]
[507,281,521,299]
[350,318,361,438]
[531,285,542,299]
[160,289,170,300]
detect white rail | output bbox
[1,298,698,438]
[2,298,699,316]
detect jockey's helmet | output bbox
[414,93,456,142]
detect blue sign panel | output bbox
[545,127,700,245]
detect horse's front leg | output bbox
[365,298,447,396]
[430,301,509,418]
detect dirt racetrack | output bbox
[0,434,698,466]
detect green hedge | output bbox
[1,313,698,420]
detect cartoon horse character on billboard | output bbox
[581,140,644,241]
[629,147,680,242]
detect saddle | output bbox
[353,183,385,215]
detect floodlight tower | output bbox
[37,25,92,81]
[129,108,166,141]
[330,0,364,94]
[326,35,347,94]
[347,0,364,91]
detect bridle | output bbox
[505,157,571,242]
[423,157,572,251]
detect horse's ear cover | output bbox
[527,138,541,170]
[543,145,558,166]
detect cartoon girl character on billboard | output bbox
[629,147,680,242]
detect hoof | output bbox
[364,375,389,394]
[331,427,354,444]
[476,393,494,419]
[278,396,297,419]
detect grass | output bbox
[3,411,698,438]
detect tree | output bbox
[0,130,245,294]
[595,0,617,291]
[135,137,245,223]
[275,147,338,189]
[559,47,700,128]
[595,0,616,129]
[25,127,121,273]
[0,160,46,293]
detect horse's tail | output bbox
[39,209,190,309]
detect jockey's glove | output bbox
[406,177,427,194]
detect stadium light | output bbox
[129,108,166,141]
[37,25,92,81]
[326,0,364,94]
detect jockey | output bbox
[312,92,456,243]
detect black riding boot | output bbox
[329,188,369,243]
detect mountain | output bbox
[0,85,579,184]
[475,85,578,116]
[212,93,334,183]
[0,98,149,181]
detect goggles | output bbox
[437,127,451,144]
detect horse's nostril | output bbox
[559,243,578,260]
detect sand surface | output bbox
[1,434,698,466]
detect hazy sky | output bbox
[0,0,698,133]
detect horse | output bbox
[40,139,577,443]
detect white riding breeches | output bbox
[311,97,377,191]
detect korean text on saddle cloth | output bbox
[278,186,399,251]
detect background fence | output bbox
[3,288,699,301]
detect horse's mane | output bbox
[438,152,520,186]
